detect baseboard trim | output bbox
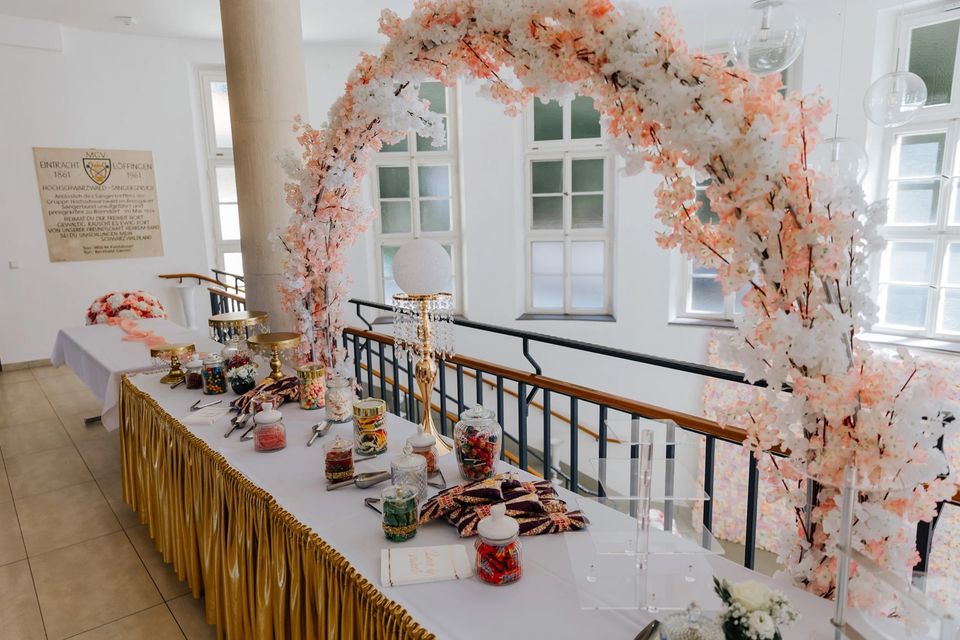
[2,359,53,371]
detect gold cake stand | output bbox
[247,332,301,383]
[209,310,269,341]
[149,343,197,385]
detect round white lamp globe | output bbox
[730,0,806,76]
[392,239,453,296]
[809,137,869,185]
[863,71,928,128]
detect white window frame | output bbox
[867,8,960,341]
[371,82,463,312]
[197,67,240,273]
[523,96,614,316]
[671,58,799,326]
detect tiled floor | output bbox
[0,365,218,640]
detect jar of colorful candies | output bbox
[407,429,438,475]
[324,436,354,482]
[185,357,204,390]
[253,402,286,452]
[297,364,325,410]
[475,503,522,586]
[381,483,418,542]
[353,398,387,456]
[391,443,428,504]
[201,353,227,395]
[453,406,501,481]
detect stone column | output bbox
[220,0,308,330]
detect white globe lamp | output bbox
[863,71,928,128]
[392,239,452,295]
[731,0,806,76]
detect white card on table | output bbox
[179,406,230,425]
[380,545,473,587]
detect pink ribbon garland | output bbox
[107,316,168,349]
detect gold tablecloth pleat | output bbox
[118,376,434,640]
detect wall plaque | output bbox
[32,147,164,262]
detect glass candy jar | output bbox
[353,398,387,456]
[325,375,354,423]
[324,436,354,482]
[220,333,245,366]
[381,484,418,542]
[475,503,522,586]
[201,354,227,395]
[253,402,286,452]
[454,406,501,481]
[391,443,428,504]
[185,357,204,390]
[407,430,438,475]
[297,364,325,410]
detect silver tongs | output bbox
[192,398,222,411]
[326,470,391,491]
[307,421,332,447]
[224,412,250,438]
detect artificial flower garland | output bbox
[278,0,958,608]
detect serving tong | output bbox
[191,398,222,411]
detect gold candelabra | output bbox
[393,293,454,455]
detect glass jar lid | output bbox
[186,357,203,370]
[203,353,224,366]
[255,402,282,426]
[407,429,436,449]
[459,405,497,427]
[326,435,352,453]
[392,442,427,472]
[477,503,518,543]
[382,483,417,504]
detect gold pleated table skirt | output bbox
[118,375,434,639]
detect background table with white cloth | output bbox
[118,370,836,640]
[51,318,221,430]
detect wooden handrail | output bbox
[208,287,246,303]
[159,272,245,294]
[345,326,747,445]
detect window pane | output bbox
[690,277,725,313]
[693,262,717,276]
[419,82,446,114]
[571,275,604,309]
[696,190,719,224]
[416,118,448,152]
[531,242,563,274]
[571,95,602,139]
[909,20,959,106]
[884,241,935,283]
[896,132,946,178]
[378,166,409,198]
[882,284,929,328]
[382,246,399,277]
[216,166,236,203]
[223,252,243,276]
[532,160,563,194]
[384,278,402,302]
[944,244,960,285]
[380,201,411,234]
[418,165,450,197]
[572,241,604,275]
[939,290,960,333]
[533,99,563,141]
[952,180,960,225]
[890,181,940,225]
[218,204,240,241]
[381,137,409,152]
[420,199,451,232]
[532,276,564,309]
[572,159,604,192]
[209,81,232,149]
[572,194,603,228]
[532,196,563,229]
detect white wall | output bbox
[0,20,223,362]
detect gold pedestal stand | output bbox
[150,343,197,385]
[209,310,269,341]
[247,332,301,383]
[395,294,453,456]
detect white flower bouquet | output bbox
[227,363,259,394]
[713,578,798,640]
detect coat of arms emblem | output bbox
[83,157,112,185]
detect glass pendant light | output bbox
[863,71,928,128]
[809,137,869,184]
[730,0,806,75]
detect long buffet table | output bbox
[119,371,835,639]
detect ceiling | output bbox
[0,0,911,44]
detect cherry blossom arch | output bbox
[277,0,956,599]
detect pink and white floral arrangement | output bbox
[277,0,958,607]
[86,291,167,325]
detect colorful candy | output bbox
[353,398,387,456]
[455,427,499,481]
[324,436,354,482]
[382,484,418,542]
[298,365,325,410]
[254,423,287,452]
[202,354,227,395]
[475,538,522,585]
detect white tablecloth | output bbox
[51,319,221,430]
[126,371,836,640]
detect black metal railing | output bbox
[341,298,953,574]
[211,268,245,294]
